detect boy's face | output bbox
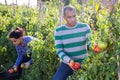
[63,10,77,27]
[10,37,22,46]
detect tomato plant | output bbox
[0,0,120,80]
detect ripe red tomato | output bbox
[73,62,80,71]
[94,44,101,53]
[8,69,14,74]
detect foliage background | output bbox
[0,0,120,80]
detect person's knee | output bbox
[52,62,73,80]
[52,75,66,80]
[52,71,69,80]
[52,75,58,80]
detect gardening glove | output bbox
[24,62,30,69]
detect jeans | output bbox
[52,62,73,80]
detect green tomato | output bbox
[98,41,108,50]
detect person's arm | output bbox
[54,30,71,64]
[14,53,22,67]
[25,36,39,64]
[14,46,24,67]
[85,25,101,52]
[86,24,92,50]
[26,48,33,64]
[27,59,32,64]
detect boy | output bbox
[53,5,92,80]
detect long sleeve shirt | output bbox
[54,22,91,64]
[14,36,36,67]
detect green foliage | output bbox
[0,1,120,80]
[0,2,59,79]
[68,1,120,80]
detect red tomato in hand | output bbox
[8,69,14,74]
[73,62,80,71]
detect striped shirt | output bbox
[54,22,91,64]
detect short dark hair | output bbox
[63,6,76,15]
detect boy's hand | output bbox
[68,60,75,68]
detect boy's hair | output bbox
[63,5,76,15]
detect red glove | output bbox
[94,44,101,53]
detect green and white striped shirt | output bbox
[54,22,91,64]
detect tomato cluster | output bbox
[69,60,81,71]
[94,41,108,53]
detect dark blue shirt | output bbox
[14,36,36,67]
